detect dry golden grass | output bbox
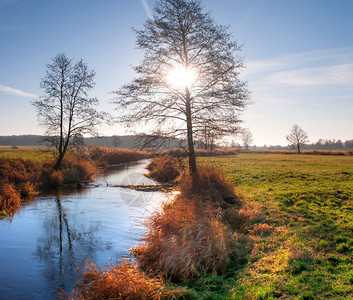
[179,165,236,204]
[132,196,235,282]
[132,166,238,282]
[86,146,149,165]
[66,261,168,300]
[146,155,181,183]
[0,157,97,216]
[0,182,21,217]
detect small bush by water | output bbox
[67,261,169,300]
[0,157,97,216]
[132,195,235,282]
[146,155,181,183]
[0,182,21,217]
[0,158,42,216]
[132,166,238,282]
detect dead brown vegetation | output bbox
[132,166,238,282]
[132,196,235,282]
[146,155,181,183]
[0,157,97,216]
[0,158,42,216]
[85,146,149,165]
[179,165,237,204]
[0,183,21,217]
[67,261,168,300]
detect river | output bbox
[0,160,166,299]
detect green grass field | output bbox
[0,146,54,162]
[186,153,353,299]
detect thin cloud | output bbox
[268,63,353,86]
[245,47,353,75]
[0,84,38,98]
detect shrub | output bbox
[61,158,97,184]
[67,261,168,300]
[179,165,236,204]
[40,158,96,186]
[19,181,37,198]
[132,196,235,281]
[40,169,64,189]
[0,182,21,217]
[0,158,42,187]
[146,156,181,183]
[86,146,149,165]
[0,158,42,214]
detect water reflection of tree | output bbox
[35,196,112,294]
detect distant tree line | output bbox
[0,134,189,150]
[252,139,353,151]
[2,135,352,151]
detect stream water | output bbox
[0,160,167,299]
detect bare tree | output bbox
[286,124,309,153]
[195,121,220,150]
[32,54,107,170]
[240,128,253,150]
[113,0,249,175]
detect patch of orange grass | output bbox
[0,158,42,216]
[250,223,273,236]
[223,202,264,233]
[237,202,264,223]
[146,155,181,183]
[179,165,236,203]
[66,261,168,300]
[86,146,149,165]
[0,182,21,217]
[132,195,235,281]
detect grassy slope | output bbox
[190,153,353,299]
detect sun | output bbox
[167,66,196,89]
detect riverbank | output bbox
[0,146,150,218]
[0,159,166,299]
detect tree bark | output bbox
[185,87,197,175]
[54,151,65,170]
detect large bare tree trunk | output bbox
[185,88,197,175]
[54,154,64,170]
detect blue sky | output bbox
[0,0,352,146]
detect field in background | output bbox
[195,153,353,299]
[0,146,54,162]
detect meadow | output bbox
[0,146,54,162]
[181,153,353,299]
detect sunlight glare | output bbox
[167,66,196,89]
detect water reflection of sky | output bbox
[0,160,167,299]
